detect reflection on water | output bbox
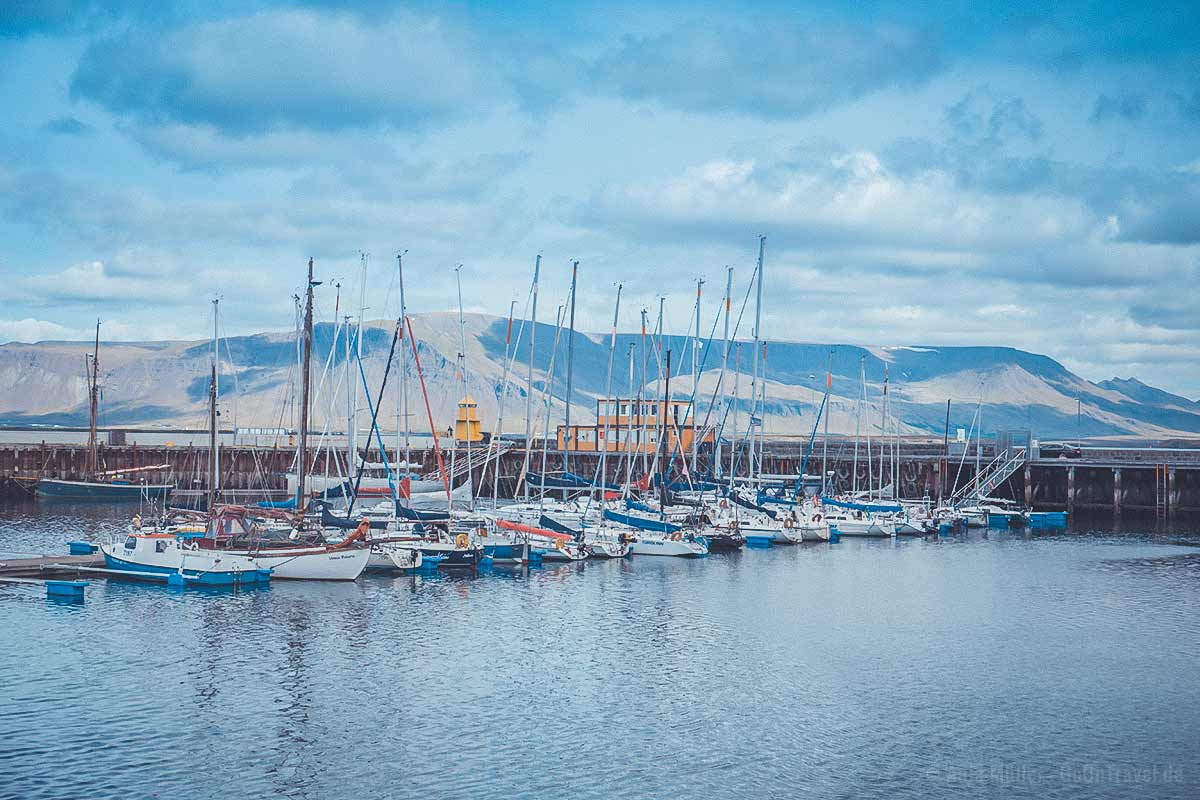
[1,499,1198,799]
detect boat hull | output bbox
[482,541,532,564]
[367,545,423,572]
[38,479,173,502]
[100,543,268,586]
[628,536,708,557]
[415,543,485,569]
[584,539,632,558]
[241,548,369,580]
[828,518,893,537]
[700,531,745,552]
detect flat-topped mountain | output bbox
[3,313,1198,440]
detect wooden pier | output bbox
[0,553,104,578]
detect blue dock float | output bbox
[46,580,87,601]
[68,541,98,556]
[1028,511,1069,529]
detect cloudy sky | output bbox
[1,1,1198,395]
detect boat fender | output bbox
[455,533,469,549]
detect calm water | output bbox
[1,501,1198,800]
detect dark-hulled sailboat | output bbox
[36,321,174,502]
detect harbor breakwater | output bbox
[3,437,1200,516]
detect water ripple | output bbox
[1,501,1199,799]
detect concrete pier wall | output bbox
[4,439,1200,515]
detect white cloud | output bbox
[71,9,502,134]
[0,318,81,343]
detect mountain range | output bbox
[2,312,1198,441]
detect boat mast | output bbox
[866,366,874,494]
[296,258,316,510]
[405,317,451,499]
[489,299,518,508]
[659,349,672,511]
[716,267,732,480]
[562,260,578,479]
[974,393,984,496]
[353,253,366,481]
[521,254,540,500]
[639,308,649,480]
[537,305,565,514]
[854,356,863,494]
[749,236,764,485]
[396,251,410,479]
[759,341,768,480]
[892,375,900,500]
[343,312,353,482]
[625,342,636,493]
[86,319,100,477]
[729,343,740,488]
[651,297,665,481]
[598,284,622,507]
[209,299,220,511]
[691,277,704,477]
[453,265,471,512]
[822,348,832,495]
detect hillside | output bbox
[3,313,1200,440]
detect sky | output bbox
[1,0,1198,396]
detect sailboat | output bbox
[208,262,370,580]
[37,320,174,502]
[99,527,271,587]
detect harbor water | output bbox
[1,500,1198,799]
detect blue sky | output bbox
[1,1,1198,395]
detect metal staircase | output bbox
[430,439,515,482]
[951,445,1027,503]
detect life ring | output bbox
[813,514,822,523]
[454,533,469,549]
[729,520,739,530]
[670,532,682,541]
[783,518,795,529]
